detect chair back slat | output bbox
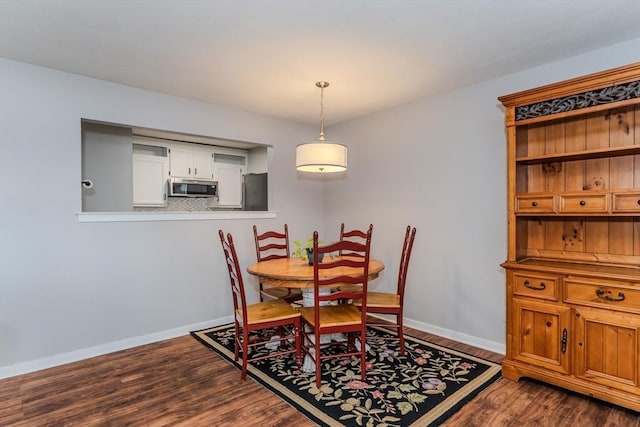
[339,223,371,257]
[253,224,290,261]
[253,224,302,303]
[311,225,373,322]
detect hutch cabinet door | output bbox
[574,307,640,395]
[512,299,571,374]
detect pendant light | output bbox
[296,81,347,173]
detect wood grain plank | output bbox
[563,118,587,255]
[610,109,635,255]
[528,218,546,251]
[587,321,604,374]
[546,218,565,251]
[609,218,634,256]
[584,113,610,254]
[545,121,566,192]
[617,326,635,383]
[610,108,634,189]
[532,311,546,358]
[635,106,640,187]
[635,218,640,257]
[564,116,587,191]
[527,125,546,192]
[526,125,548,255]
[546,312,559,363]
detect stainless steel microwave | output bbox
[169,178,218,197]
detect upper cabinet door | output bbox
[215,164,244,208]
[169,147,213,179]
[192,150,214,180]
[169,147,192,178]
[133,154,168,207]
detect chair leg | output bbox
[315,332,322,388]
[360,329,367,381]
[233,322,240,362]
[397,314,405,356]
[294,320,302,369]
[241,329,250,381]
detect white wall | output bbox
[0,58,328,377]
[325,37,640,352]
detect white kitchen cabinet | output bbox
[192,149,214,180]
[133,153,168,207]
[213,163,244,208]
[212,151,247,208]
[169,146,214,180]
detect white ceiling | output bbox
[2,0,640,126]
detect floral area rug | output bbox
[191,324,501,427]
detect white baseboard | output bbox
[366,313,505,355]
[402,316,506,355]
[1,315,504,380]
[0,316,233,380]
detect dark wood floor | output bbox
[1,324,639,426]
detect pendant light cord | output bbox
[317,81,328,142]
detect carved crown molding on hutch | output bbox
[515,80,640,121]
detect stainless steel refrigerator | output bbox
[243,173,268,211]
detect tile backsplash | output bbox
[134,197,240,212]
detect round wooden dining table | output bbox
[246,256,385,290]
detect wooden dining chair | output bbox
[354,225,416,355]
[339,223,371,257]
[253,224,302,304]
[299,228,372,388]
[337,223,374,297]
[218,229,302,381]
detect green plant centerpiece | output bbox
[293,237,324,265]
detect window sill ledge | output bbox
[77,211,277,223]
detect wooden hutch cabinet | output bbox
[499,62,640,411]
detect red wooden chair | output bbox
[337,223,373,296]
[299,227,373,388]
[253,224,302,303]
[218,230,302,381]
[354,226,416,355]
[339,223,371,257]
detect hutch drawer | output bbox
[612,191,640,213]
[564,277,640,314]
[558,193,609,214]
[513,271,560,301]
[515,194,555,213]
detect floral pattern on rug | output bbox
[195,325,501,427]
